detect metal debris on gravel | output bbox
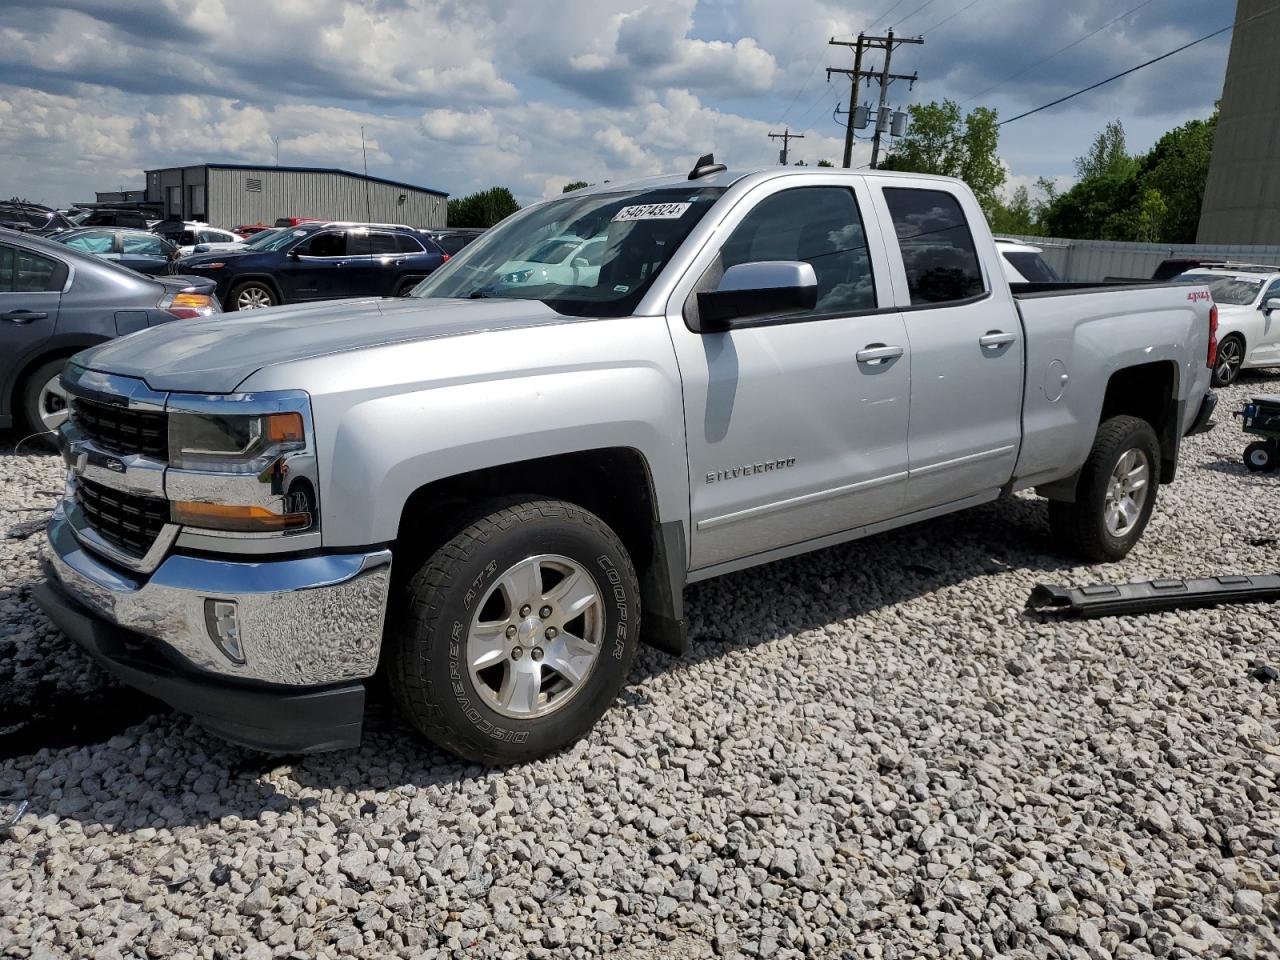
[1,377,1278,959]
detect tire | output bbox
[1244,441,1274,472]
[228,280,277,311]
[388,498,640,764]
[396,278,421,297]
[17,358,72,449]
[1048,415,1161,562]
[1212,334,1245,387]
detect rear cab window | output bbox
[882,187,986,305]
[1003,251,1059,283]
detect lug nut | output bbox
[511,647,523,660]
[539,606,552,619]
[505,625,517,638]
[531,647,544,661]
[545,627,558,640]
[519,604,531,617]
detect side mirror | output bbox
[696,261,818,331]
[288,249,301,260]
[1264,297,1280,312]
[571,257,590,269]
[193,243,209,253]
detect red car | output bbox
[273,216,323,228]
[231,222,273,238]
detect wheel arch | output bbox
[2,336,107,427]
[394,447,687,655]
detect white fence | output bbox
[999,234,1280,282]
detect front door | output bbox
[281,230,349,300]
[1252,278,1280,365]
[875,183,1023,511]
[0,241,64,426]
[668,182,911,571]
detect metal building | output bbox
[143,163,448,230]
[1197,0,1280,243]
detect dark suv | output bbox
[176,221,448,311]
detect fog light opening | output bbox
[204,599,245,664]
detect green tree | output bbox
[879,99,1006,215]
[989,185,1040,236]
[447,187,520,227]
[1074,120,1135,182]
[1132,114,1217,242]
[816,159,835,167]
[562,181,589,193]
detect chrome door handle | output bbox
[980,331,1016,348]
[856,344,904,364]
[0,310,47,323]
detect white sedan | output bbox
[178,226,246,257]
[1174,266,1280,386]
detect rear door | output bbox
[873,183,1023,511]
[118,232,173,275]
[341,230,404,296]
[0,241,65,421]
[666,180,912,571]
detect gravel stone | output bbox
[2,374,1279,958]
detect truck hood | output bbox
[77,295,575,393]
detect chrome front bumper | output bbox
[41,508,392,686]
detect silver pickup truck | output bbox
[35,159,1218,762]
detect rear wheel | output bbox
[229,281,277,311]
[17,358,72,448]
[1048,415,1160,562]
[1244,441,1275,472]
[1212,334,1245,387]
[388,498,640,764]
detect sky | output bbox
[0,0,1236,211]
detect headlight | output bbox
[501,269,533,283]
[168,411,304,472]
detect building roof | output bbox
[150,163,448,198]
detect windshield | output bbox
[1176,273,1264,305]
[411,186,726,317]
[243,228,286,248]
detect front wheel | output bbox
[1048,415,1161,562]
[1244,441,1276,472]
[388,499,640,764]
[1212,334,1245,387]
[229,281,277,311]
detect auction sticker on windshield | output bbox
[612,202,692,222]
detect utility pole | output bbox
[828,29,921,168]
[768,128,805,165]
[827,34,865,168]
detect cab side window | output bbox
[299,232,347,257]
[720,187,876,316]
[883,187,985,305]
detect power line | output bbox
[916,0,985,36]
[890,0,939,30]
[964,0,1159,105]
[870,0,909,30]
[776,60,824,127]
[1000,10,1271,126]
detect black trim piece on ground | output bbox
[31,575,365,754]
[1027,574,1280,619]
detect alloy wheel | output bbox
[236,286,273,310]
[1104,448,1150,537]
[1216,338,1243,384]
[37,374,70,433]
[466,554,604,719]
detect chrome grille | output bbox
[72,398,168,461]
[74,477,169,558]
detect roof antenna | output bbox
[688,153,727,180]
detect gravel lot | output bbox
[2,375,1278,960]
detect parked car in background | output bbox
[994,239,1061,283]
[176,221,448,310]
[76,208,155,230]
[0,227,219,439]
[274,216,323,228]
[50,228,179,276]
[182,227,245,257]
[0,201,78,235]
[232,222,273,238]
[494,232,607,288]
[1172,264,1280,385]
[152,220,243,255]
[424,227,487,256]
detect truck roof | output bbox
[565,165,965,199]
